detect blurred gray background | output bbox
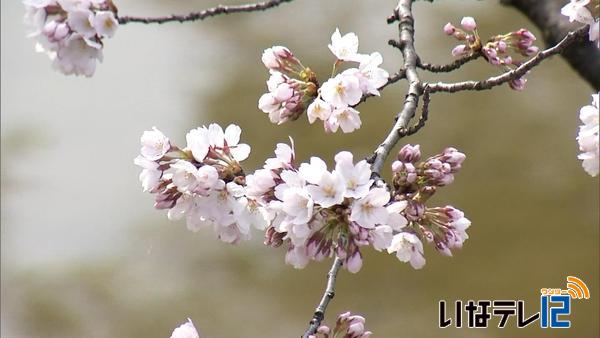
[1,1,598,337]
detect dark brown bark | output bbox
[501,0,599,90]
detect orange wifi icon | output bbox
[566,276,590,300]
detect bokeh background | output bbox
[1,1,598,337]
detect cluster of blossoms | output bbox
[169,319,199,338]
[23,0,118,76]
[561,0,599,43]
[309,312,372,338]
[251,142,408,272]
[135,125,471,271]
[134,124,269,244]
[387,144,471,269]
[259,29,389,133]
[443,17,538,90]
[576,92,599,177]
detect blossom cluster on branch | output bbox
[259,29,389,133]
[135,126,471,272]
[443,16,539,90]
[23,0,118,76]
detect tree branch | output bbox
[301,256,343,338]
[501,0,600,90]
[369,0,422,174]
[117,0,293,25]
[417,52,482,73]
[427,26,587,93]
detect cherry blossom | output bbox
[328,28,361,62]
[320,74,362,108]
[170,319,200,338]
[140,127,170,160]
[350,188,391,229]
[22,0,118,76]
[387,232,426,269]
[577,92,599,176]
[326,107,362,133]
[135,124,267,244]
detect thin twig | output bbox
[369,0,422,174]
[417,52,482,72]
[301,256,344,338]
[117,0,293,24]
[428,26,587,93]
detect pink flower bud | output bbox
[443,22,456,35]
[346,251,363,273]
[397,144,421,162]
[273,83,294,102]
[391,160,403,172]
[509,76,527,91]
[451,44,468,57]
[348,322,365,337]
[497,40,507,53]
[54,23,70,40]
[524,46,539,56]
[317,326,331,334]
[436,241,453,257]
[405,201,425,221]
[460,16,477,31]
[43,20,58,37]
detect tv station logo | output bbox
[439,276,590,329]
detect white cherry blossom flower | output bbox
[371,225,393,251]
[305,170,346,207]
[140,126,170,160]
[280,187,314,225]
[388,232,426,269]
[385,201,409,231]
[93,11,118,38]
[171,160,221,194]
[222,124,251,161]
[561,0,594,24]
[307,98,333,123]
[133,155,161,192]
[298,156,328,184]
[328,28,361,62]
[186,127,209,162]
[334,151,372,199]
[350,187,391,229]
[245,169,276,198]
[264,140,295,170]
[170,319,200,338]
[52,33,103,77]
[327,106,362,133]
[320,74,362,108]
[285,245,310,269]
[357,52,389,95]
[67,9,96,38]
[577,92,599,176]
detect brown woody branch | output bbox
[117,0,293,24]
[417,52,483,72]
[369,0,422,174]
[301,256,343,338]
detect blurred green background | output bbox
[1,1,598,337]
